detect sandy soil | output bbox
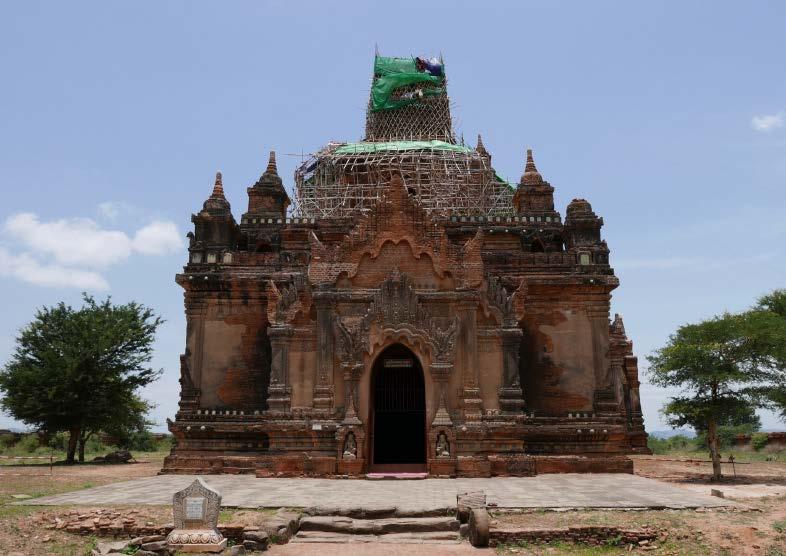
[632,455,786,499]
[0,456,784,555]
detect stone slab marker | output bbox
[166,478,227,553]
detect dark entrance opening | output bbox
[371,344,426,470]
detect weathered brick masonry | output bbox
[164,55,648,477]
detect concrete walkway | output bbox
[22,474,735,511]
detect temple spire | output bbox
[611,313,627,337]
[265,151,278,176]
[245,149,290,218]
[475,134,490,163]
[199,170,230,215]
[211,171,224,198]
[476,134,487,154]
[526,149,537,171]
[520,148,544,185]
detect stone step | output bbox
[292,531,462,544]
[365,472,428,480]
[299,515,460,535]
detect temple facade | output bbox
[164,56,648,477]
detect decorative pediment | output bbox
[332,271,459,363]
[308,174,483,288]
[366,269,431,331]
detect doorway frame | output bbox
[367,342,428,473]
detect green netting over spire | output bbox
[371,56,445,112]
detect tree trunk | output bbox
[66,427,79,464]
[707,417,722,481]
[78,430,86,463]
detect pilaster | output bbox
[313,295,335,412]
[457,298,483,420]
[267,325,293,411]
[498,327,525,414]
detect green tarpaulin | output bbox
[371,56,444,112]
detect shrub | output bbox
[85,435,109,454]
[0,434,15,450]
[47,431,69,451]
[647,434,697,454]
[153,435,174,452]
[751,432,769,451]
[16,434,42,453]
[122,430,157,452]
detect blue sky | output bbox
[1,1,785,432]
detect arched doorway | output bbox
[370,344,426,471]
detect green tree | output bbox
[100,394,156,453]
[694,405,761,451]
[0,294,162,463]
[648,301,785,480]
[754,289,786,419]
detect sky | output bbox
[1,1,785,433]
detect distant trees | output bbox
[648,289,786,480]
[0,294,162,463]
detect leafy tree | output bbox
[648,299,786,480]
[0,294,162,463]
[100,394,156,453]
[755,289,786,418]
[694,406,760,451]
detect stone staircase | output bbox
[292,514,462,544]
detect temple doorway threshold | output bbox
[366,470,428,480]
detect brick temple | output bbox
[164,55,648,477]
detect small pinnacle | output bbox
[520,148,545,186]
[212,171,224,197]
[476,134,490,160]
[265,151,278,175]
[611,313,627,336]
[525,149,537,172]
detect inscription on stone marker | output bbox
[185,497,205,520]
[167,478,226,551]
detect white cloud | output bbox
[0,247,109,290]
[0,212,184,290]
[5,213,133,268]
[751,111,784,131]
[4,213,183,268]
[132,221,183,255]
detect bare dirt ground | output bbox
[632,455,786,499]
[0,457,169,555]
[0,455,784,555]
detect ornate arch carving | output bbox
[332,270,459,366]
